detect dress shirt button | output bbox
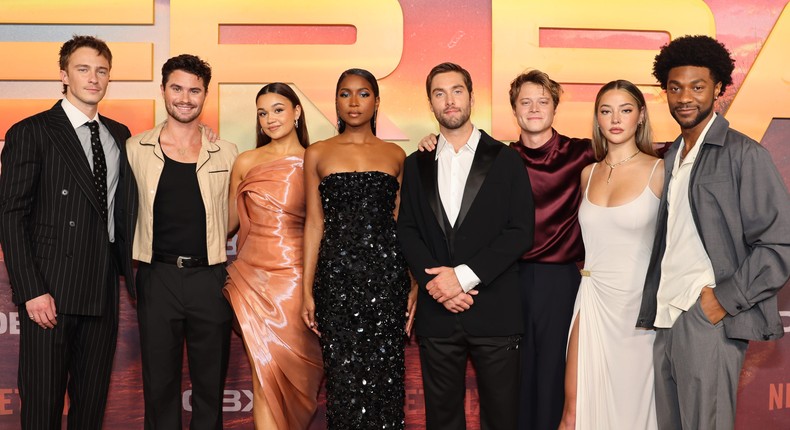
[61,189,69,196]
[68,221,76,227]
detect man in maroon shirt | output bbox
[419,70,594,430]
[421,68,671,430]
[506,70,594,430]
[421,70,669,429]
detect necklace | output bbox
[603,150,640,184]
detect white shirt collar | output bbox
[678,113,717,167]
[435,127,481,160]
[61,97,99,129]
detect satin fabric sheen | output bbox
[224,156,323,429]
[509,130,595,263]
[571,162,659,429]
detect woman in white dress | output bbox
[558,80,664,430]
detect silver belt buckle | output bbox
[176,256,186,269]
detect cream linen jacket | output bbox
[126,121,238,265]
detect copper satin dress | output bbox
[224,156,323,429]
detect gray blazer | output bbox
[636,115,790,341]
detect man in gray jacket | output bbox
[636,35,790,430]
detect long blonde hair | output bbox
[591,80,655,161]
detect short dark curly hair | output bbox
[652,35,735,97]
[161,54,212,90]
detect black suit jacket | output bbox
[397,130,534,338]
[0,101,138,316]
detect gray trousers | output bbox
[653,298,748,430]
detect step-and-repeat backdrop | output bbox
[1,0,789,428]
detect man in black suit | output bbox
[0,35,137,429]
[397,62,534,430]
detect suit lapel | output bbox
[100,114,125,151]
[456,131,501,228]
[47,102,103,215]
[101,113,130,186]
[416,147,445,236]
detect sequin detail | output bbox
[315,171,409,429]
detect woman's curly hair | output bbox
[652,35,735,97]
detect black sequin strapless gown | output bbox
[315,171,410,429]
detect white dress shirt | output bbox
[436,128,482,292]
[655,114,718,328]
[61,98,120,242]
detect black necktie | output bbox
[86,121,108,221]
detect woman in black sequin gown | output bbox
[302,68,417,429]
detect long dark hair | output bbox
[255,83,309,148]
[335,68,379,135]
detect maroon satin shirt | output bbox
[510,129,596,263]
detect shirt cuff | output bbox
[454,265,481,293]
[700,283,717,297]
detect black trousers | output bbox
[418,319,521,430]
[136,261,232,430]
[517,261,580,430]
[18,251,119,430]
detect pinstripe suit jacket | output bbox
[0,101,138,316]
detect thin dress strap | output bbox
[584,163,598,198]
[647,159,661,183]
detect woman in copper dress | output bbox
[224,83,323,430]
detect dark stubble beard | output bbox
[437,107,471,130]
[671,100,714,131]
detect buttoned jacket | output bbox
[398,131,535,338]
[0,101,138,311]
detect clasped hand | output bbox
[425,266,477,313]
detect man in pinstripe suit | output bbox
[0,35,138,429]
